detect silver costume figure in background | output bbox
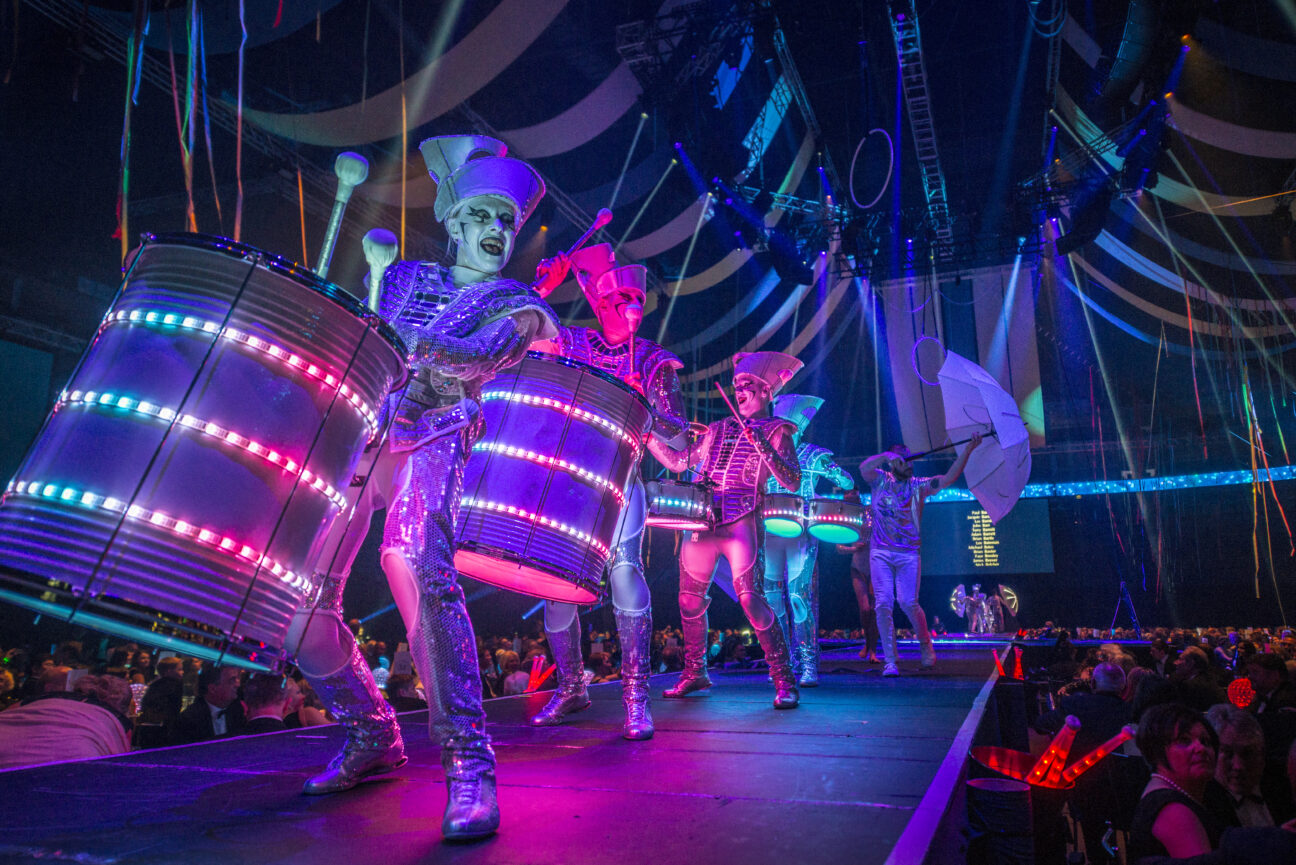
[528,245,687,740]
[654,351,804,709]
[763,394,854,687]
[286,135,557,841]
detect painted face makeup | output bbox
[452,197,519,278]
[733,374,771,418]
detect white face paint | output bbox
[448,196,519,279]
[592,287,645,345]
[733,373,772,418]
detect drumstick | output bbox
[713,382,767,453]
[625,302,642,384]
[361,228,399,313]
[317,152,370,280]
[564,208,613,258]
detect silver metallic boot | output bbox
[302,640,406,794]
[664,605,712,698]
[793,616,820,688]
[755,620,800,709]
[614,607,653,740]
[529,616,591,725]
[441,752,500,842]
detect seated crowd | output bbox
[1021,625,1296,864]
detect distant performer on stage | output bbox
[762,395,854,687]
[286,135,557,841]
[859,434,981,677]
[654,351,803,708]
[527,243,687,740]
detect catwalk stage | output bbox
[0,643,999,865]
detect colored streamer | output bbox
[234,0,246,242]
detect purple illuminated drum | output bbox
[644,479,713,531]
[807,497,867,543]
[0,233,407,670]
[763,493,806,539]
[455,352,652,604]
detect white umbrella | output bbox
[936,350,1031,523]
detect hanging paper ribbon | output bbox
[115,2,149,263]
[234,0,246,242]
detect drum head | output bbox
[646,515,713,532]
[455,549,602,604]
[764,518,806,539]
[808,523,861,543]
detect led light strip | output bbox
[102,308,379,437]
[463,497,610,559]
[3,479,313,593]
[55,390,347,511]
[480,392,643,452]
[472,442,624,505]
[809,513,864,525]
[762,508,804,521]
[652,497,708,513]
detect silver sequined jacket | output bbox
[378,260,559,451]
[766,442,854,500]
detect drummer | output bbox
[526,245,687,740]
[653,351,803,709]
[762,394,854,688]
[286,134,558,842]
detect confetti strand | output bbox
[297,166,309,267]
[398,0,407,258]
[234,0,246,242]
[196,8,222,230]
[164,12,196,232]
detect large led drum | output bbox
[455,353,652,604]
[644,479,713,532]
[762,493,806,538]
[807,497,867,543]
[0,233,407,670]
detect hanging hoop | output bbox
[849,128,894,210]
[911,335,945,386]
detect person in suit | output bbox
[172,666,246,744]
[1248,654,1296,714]
[242,673,290,735]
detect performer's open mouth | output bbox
[480,236,505,256]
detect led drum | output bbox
[455,352,652,604]
[0,233,407,670]
[806,496,867,543]
[762,493,806,539]
[644,479,713,532]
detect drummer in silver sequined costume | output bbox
[526,245,687,740]
[653,351,804,708]
[285,135,558,841]
[762,394,854,688]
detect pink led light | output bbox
[472,441,626,504]
[103,308,380,438]
[463,497,610,558]
[55,391,347,511]
[4,479,313,593]
[481,392,643,452]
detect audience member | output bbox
[1032,661,1132,759]
[172,666,246,743]
[1205,704,1275,828]
[1247,654,1296,714]
[1171,646,1228,711]
[0,674,133,769]
[1128,703,1238,861]
[242,674,290,734]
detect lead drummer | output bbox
[654,351,803,708]
[762,394,855,688]
[528,245,688,740]
[287,134,558,841]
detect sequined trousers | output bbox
[764,531,821,683]
[381,432,494,781]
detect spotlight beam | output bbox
[656,196,713,343]
[615,160,678,252]
[608,113,649,211]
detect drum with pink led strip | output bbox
[455,352,653,604]
[0,233,407,670]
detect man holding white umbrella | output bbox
[859,432,982,677]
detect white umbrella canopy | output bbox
[936,350,1031,523]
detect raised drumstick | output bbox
[565,208,613,258]
[316,152,370,280]
[361,228,399,313]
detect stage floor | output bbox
[0,643,998,865]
